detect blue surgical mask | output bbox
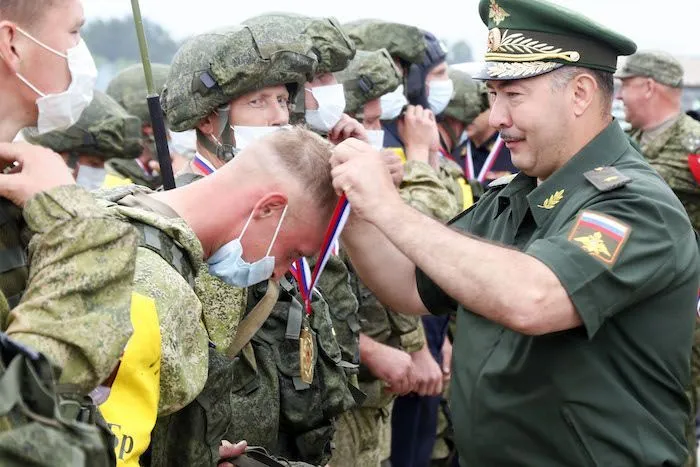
[207,204,288,287]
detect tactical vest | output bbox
[0,332,117,467]
[150,277,359,467]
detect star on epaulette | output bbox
[583,166,632,192]
[488,173,517,188]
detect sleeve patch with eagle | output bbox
[568,210,631,266]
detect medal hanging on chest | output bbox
[289,195,351,386]
[299,318,315,385]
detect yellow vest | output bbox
[100,292,162,466]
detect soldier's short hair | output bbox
[265,126,337,216]
[0,0,57,26]
[551,66,615,113]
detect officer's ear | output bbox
[571,72,598,117]
[252,193,288,220]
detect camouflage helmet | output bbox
[23,91,142,160]
[106,63,170,125]
[443,68,489,125]
[335,49,402,115]
[161,25,318,133]
[343,20,426,65]
[243,13,356,74]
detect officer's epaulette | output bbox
[583,166,632,192]
[488,173,517,188]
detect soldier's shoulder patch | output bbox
[488,173,517,188]
[583,166,632,192]
[568,210,631,266]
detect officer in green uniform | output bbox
[329,0,699,465]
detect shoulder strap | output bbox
[225,280,280,359]
[131,222,196,288]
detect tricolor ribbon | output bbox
[465,135,505,183]
[289,195,351,315]
[193,152,217,175]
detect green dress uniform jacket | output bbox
[417,122,699,466]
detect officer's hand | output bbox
[330,138,403,225]
[398,105,440,163]
[365,341,414,395]
[381,149,404,187]
[441,338,452,383]
[218,440,247,467]
[410,344,443,396]
[0,142,75,207]
[328,114,369,145]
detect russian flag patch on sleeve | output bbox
[568,210,631,266]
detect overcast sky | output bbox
[82,0,700,59]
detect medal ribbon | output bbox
[289,195,351,315]
[193,152,217,175]
[465,135,504,183]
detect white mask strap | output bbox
[15,27,67,58]
[265,204,288,256]
[15,72,46,97]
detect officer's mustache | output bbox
[500,132,525,142]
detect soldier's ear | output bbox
[0,21,21,74]
[196,113,217,136]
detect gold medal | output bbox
[299,326,314,384]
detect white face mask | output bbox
[305,84,346,133]
[427,79,454,116]
[380,85,408,121]
[169,129,197,157]
[207,205,288,288]
[15,28,97,135]
[365,130,385,150]
[75,165,106,191]
[230,125,290,150]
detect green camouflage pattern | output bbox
[335,49,402,116]
[106,158,162,190]
[443,68,489,126]
[615,50,684,88]
[0,185,138,394]
[23,91,143,161]
[106,63,170,125]
[0,334,117,467]
[162,25,318,132]
[243,13,356,74]
[400,160,461,221]
[97,185,208,415]
[195,265,247,351]
[332,405,392,467]
[630,114,700,231]
[629,114,700,467]
[343,20,426,65]
[438,157,471,213]
[151,279,357,466]
[311,254,361,386]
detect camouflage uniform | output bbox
[0,185,138,393]
[0,180,139,465]
[23,90,142,167]
[105,63,171,189]
[150,25,357,467]
[617,51,700,467]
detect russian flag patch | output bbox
[568,210,631,266]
